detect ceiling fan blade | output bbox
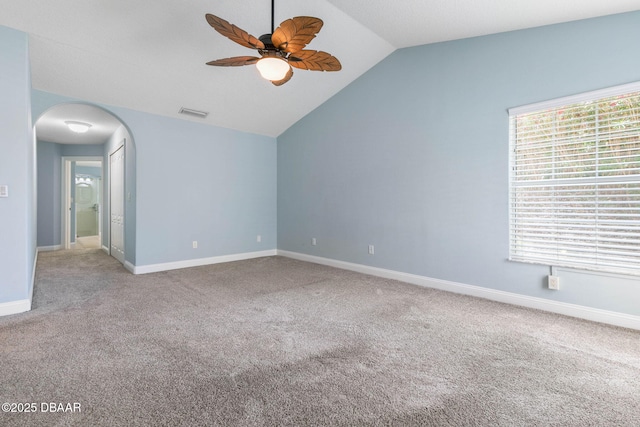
[271,67,293,86]
[271,17,323,53]
[288,50,342,72]
[205,14,265,50]
[206,56,260,67]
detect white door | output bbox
[110,145,125,264]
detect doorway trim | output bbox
[61,156,104,250]
[108,142,126,264]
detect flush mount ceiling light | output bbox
[204,0,341,86]
[65,121,92,133]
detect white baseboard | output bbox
[124,260,135,273]
[0,299,31,317]
[37,245,61,252]
[102,245,109,254]
[132,249,278,275]
[277,250,640,331]
[0,250,38,317]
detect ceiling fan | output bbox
[205,0,341,86]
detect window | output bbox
[509,83,640,276]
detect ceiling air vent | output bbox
[178,107,209,119]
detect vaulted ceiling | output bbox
[2,0,639,137]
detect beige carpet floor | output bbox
[1,249,639,426]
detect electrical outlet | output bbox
[192,241,198,249]
[548,275,560,290]
[312,238,317,246]
[368,245,375,255]
[257,235,261,243]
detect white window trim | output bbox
[508,81,640,116]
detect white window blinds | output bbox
[509,84,640,276]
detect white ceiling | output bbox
[35,104,123,145]
[1,0,639,139]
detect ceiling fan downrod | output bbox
[259,0,278,52]
[271,0,275,34]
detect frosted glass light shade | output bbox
[256,57,289,81]
[65,121,92,133]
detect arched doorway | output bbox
[34,103,136,268]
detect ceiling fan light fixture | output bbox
[256,57,289,81]
[65,121,92,133]
[205,3,340,85]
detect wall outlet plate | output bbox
[548,275,560,290]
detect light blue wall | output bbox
[62,144,104,157]
[277,12,640,316]
[109,108,276,266]
[0,25,35,305]
[36,141,62,247]
[32,91,277,268]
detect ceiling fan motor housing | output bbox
[259,34,276,50]
[259,34,287,59]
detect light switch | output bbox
[0,185,8,198]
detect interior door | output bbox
[110,145,125,264]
